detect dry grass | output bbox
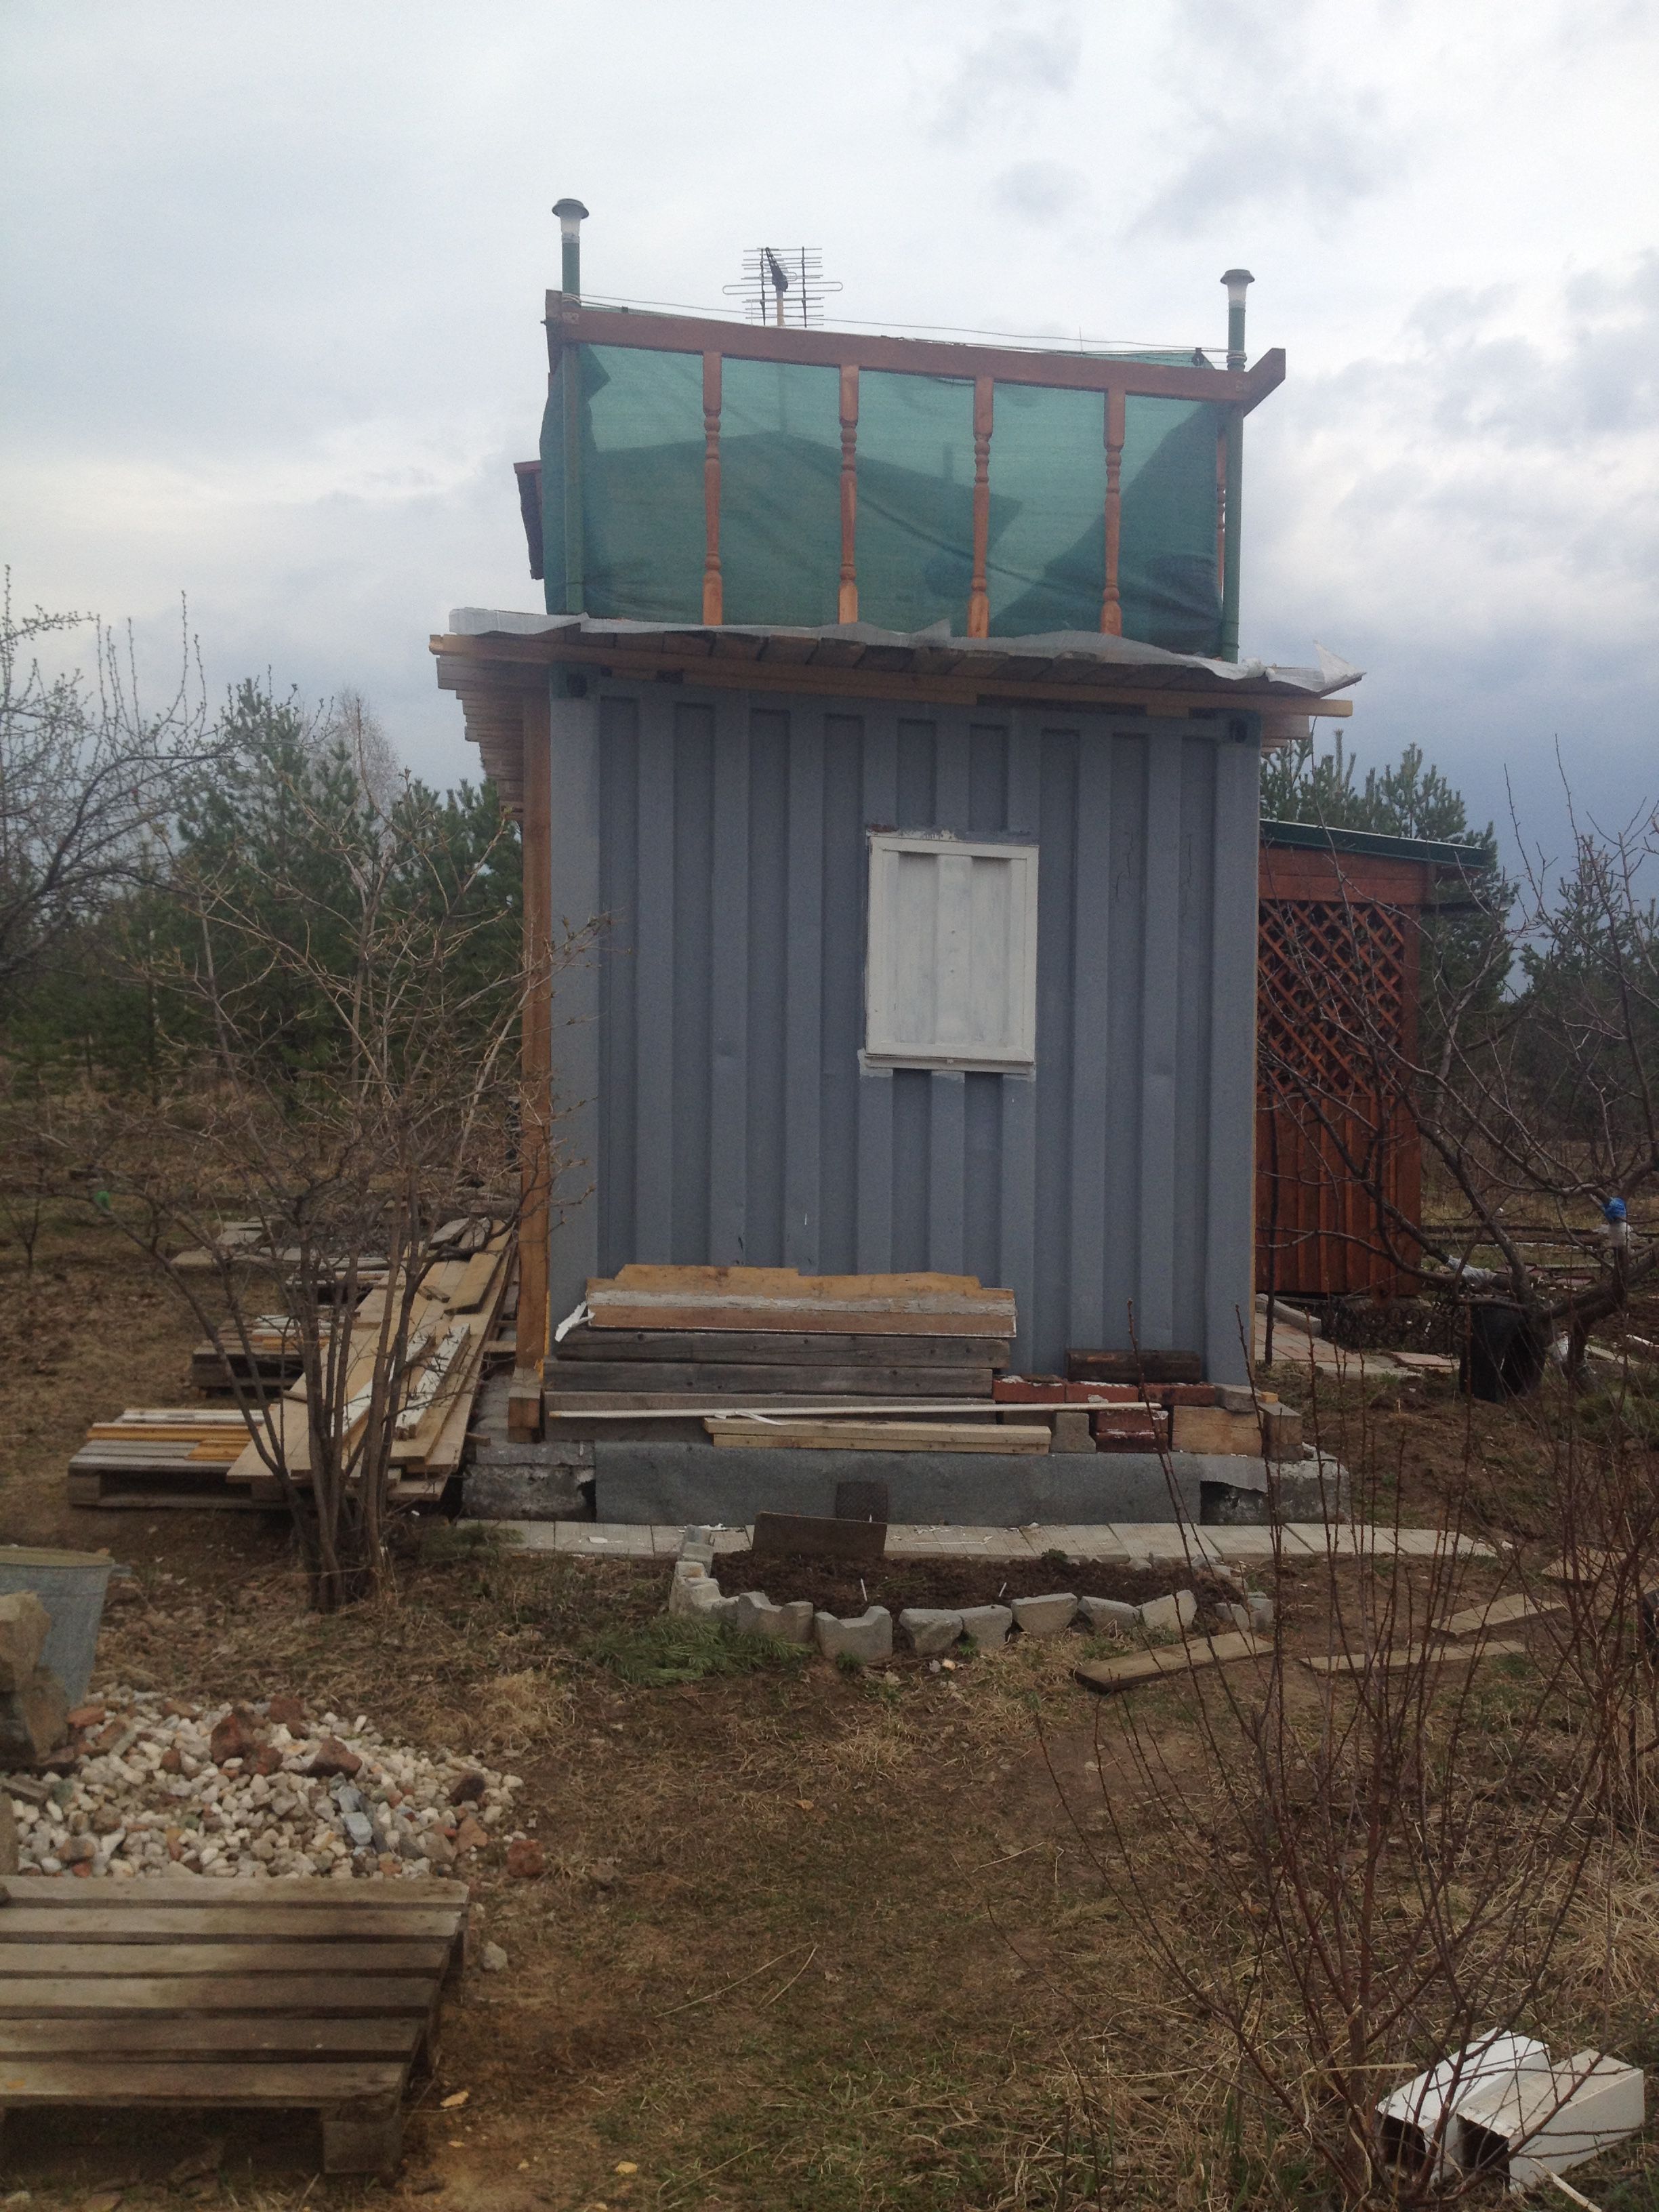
[5,1221,1659,2209]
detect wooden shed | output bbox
[1255,819,1488,1299]
[431,224,1361,1409]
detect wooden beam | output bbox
[546,295,1286,411]
[968,377,994,639]
[701,352,722,625]
[516,687,552,1427]
[433,634,1353,721]
[1101,388,1125,637]
[838,362,859,623]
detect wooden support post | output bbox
[968,375,994,638]
[514,686,552,1439]
[322,2104,404,2175]
[1101,387,1125,636]
[701,352,723,625]
[838,361,859,623]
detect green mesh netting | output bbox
[852,371,977,633]
[985,384,1107,636]
[542,344,705,622]
[1120,395,1223,655]
[719,359,842,626]
[541,344,1225,653]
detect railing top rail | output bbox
[546,294,1285,413]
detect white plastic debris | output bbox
[1377,2033,1551,2179]
[1378,2033,1644,2191]
[1454,2051,1644,2192]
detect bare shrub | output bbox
[1056,1398,1659,2205]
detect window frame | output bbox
[862,830,1040,1075]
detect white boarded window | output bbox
[864,834,1039,1072]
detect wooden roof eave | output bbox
[431,629,1353,732]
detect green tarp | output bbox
[542,346,1225,654]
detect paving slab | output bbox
[460,1519,1493,1565]
[1027,1527,1133,1561]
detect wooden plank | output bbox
[553,1327,1008,1364]
[445,1246,504,1314]
[547,1393,1010,1416]
[1067,1348,1204,1384]
[587,1264,1015,1329]
[0,2017,422,2057]
[0,1908,466,1944]
[708,1419,1050,1453]
[1441,1591,1564,1638]
[1300,1638,1529,1675]
[0,1941,451,1976]
[1075,1631,1268,1692]
[0,1974,438,2014]
[0,2057,407,2106]
[0,1875,468,1909]
[753,1511,886,1563]
[546,1361,994,1395]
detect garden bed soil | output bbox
[712,1547,1240,1616]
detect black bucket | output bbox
[1462,1302,1547,1402]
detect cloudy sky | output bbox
[3,0,1656,857]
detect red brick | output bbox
[993,1376,1067,1404]
[1160,1384,1218,1407]
[1092,1407,1170,1447]
[1066,1382,1142,1403]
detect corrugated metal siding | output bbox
[550,682,1258,1379]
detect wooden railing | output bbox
[544,295,1285,641]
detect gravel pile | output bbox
[4,1687,529,1881]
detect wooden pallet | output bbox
[0,1873,468,2173]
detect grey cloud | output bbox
[928,6,1081,136]
[1410,257,1659,447]
[1131,104,1392,235]
[990,161,1088,222]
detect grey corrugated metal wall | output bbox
[544,681,1260,1380]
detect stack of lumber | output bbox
[228,1225,516,1507]
[190,1312,341,1397]
[0,1872,469,2175]
[68,1223,515,1511]
[547,1267,1015,1446]
[67,1410,268,1510]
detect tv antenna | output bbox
[723,247,842,329]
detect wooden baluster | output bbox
[701,351,722,625]
[1101,387,1125,636]
[968,375,994,638]
[838,362,859,623]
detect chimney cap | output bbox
[553,197,590,222]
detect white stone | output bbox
[957,1604,1015,1650]
[899,1608,964,1657]
[813,1607,894,1665]
[1012,1593,1080,1637]
[1078,1597,1139,1634]
[1138,1589,1198,1637]
[733,1592,815,1643]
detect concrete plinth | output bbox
[591,1444,1234,1527]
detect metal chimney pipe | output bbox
[554,198,590,299]
[1221,267,1253,370]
